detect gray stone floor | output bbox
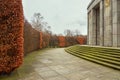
[20,48,120,80]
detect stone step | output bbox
[68,46,120,53]
[68,48,120,56]
[66,49,120,65]
[69,49,120,58]
[66,50,120,70]
[67,49,120,62]
[65,46,120,70]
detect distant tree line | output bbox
[24,13,87,51]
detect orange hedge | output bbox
[24,21,49,53]
[40,32,43,49]
[65,36,77,46]
[76,36,86,45]
[0,0,24,74]
[31,28,40,51]
[24,20,33,54]
[58,36,65,47]
[24,20,40,54]
[42,33,50,48]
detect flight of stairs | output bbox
[65,45,120,70]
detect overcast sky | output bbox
[22,0,91,35]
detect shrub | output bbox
[76,36,86,45]
[0,0,24,74]
[39,32,43,49]
[58,36,66,47]
[24,20,40,54]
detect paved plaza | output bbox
[20,48,120,80]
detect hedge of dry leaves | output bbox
[0,0,24,74]
[58,36,66,47]
[24,21,40,54]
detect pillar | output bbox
[112,0,120,47]
[91,9,97,45]
[104,0,112,46]
[100,0,104,46]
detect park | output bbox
[0,0,120,80]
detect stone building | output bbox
[87,0,120,47]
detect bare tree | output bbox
[31,13,43,31]
[42,22,48,28]
[74,29,81,36]
[64,29,73,37]
[44,25,51,34]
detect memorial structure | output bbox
[87,0,120,47]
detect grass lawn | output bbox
[0,48,50,80]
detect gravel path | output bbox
[20,48,120,80]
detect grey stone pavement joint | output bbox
[21,48,120,80]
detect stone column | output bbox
[117,0,120,47]
[87,12,89,45]
[100,0,104,46]
[104,0,112,47]
[88,11,92,45]
[91,9,97,45]
[112,0,120,47]
[88,8,97,46]
[112,0,118,47]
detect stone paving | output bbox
[20,48,120,80]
